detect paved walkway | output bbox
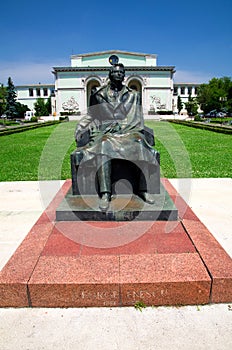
[0,179,232,350]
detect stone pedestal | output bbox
[0,179,232,308]
[56,184,178,221]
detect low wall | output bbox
[62,114,189,121]
[38,116,60,122]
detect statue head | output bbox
[109,63,125,84]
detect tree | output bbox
[197,77,232,114]
[34,98,50,116]
[185,94,198,116]
[177,95,183,113]
[15,102,29,118]
[45,97,52,114]
[5,77,17,118]
[0,84,7,116]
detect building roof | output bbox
[174,82,201,86]
[16,84,54,88]
[52,66,175,73]
[71,50,157,59]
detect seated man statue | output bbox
[75,62,158,212]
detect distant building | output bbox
[15,50,202,116]
[16,84,55,111]
[173,83,200,114]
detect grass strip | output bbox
[0,121,231,181]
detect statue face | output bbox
[110,66,125,83]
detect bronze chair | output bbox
[71,126,160,197]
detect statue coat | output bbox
[75,84,157,164]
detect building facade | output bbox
[173,83,200,114]
[52,50,175,116]
[16,84,55,111]
[15,50,201,116]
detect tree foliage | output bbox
[197,77,232,114]
[15,102,29,118]
[0,84,7,116]
[5,77,17,118]
[34,98,51,116]
[177,95,183,113]
[185,94,198,116]
[45,97,52,114]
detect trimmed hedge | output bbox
[0,121,61,136]
[148,110,173,115]
[168,120,232,135]
[60,111,81,116]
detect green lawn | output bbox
[146,121,232,178]
[0,121,231,181]
[0,122,75,181]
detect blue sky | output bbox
[0,0,231,85]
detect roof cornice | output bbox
[52,66,175,73]
[71,50,157,59]
[173,82,202,86]
[16,84,54,88]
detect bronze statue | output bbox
[75,62,157,211]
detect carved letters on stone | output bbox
[126,289,168,300]
[78,289,169,305]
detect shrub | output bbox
[158,110,173,115]
[60,111,81,116]
[148,110,173,115]
[59,116,69,121]
[169,120,232,135]
[194,114,202,121]
[148,110,157,115]
[0,119,18,126]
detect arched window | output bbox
[86,79,101,107]
[127,79,142,103]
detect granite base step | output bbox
[0,179,231,307]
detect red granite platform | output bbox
[0,179,232,307]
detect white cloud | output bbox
[174,70,213,84]
[0,60,66,86]
[0,61,214,86]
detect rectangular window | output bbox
[180,87,185,95]
[29,88,33,97]
[43,88,48,96]
[195,87,198,95]
[188,87,192,95]
[174,86,178,94]
[36,88,41,97]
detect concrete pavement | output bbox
[0,179,232,350]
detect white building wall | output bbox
[71,51,157,68]
[15,52,179,117]
[56,89,84,114]
[55,70,173,116]
[16,85,54,112]
[173,83,201,114]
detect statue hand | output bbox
[75,126,84,144]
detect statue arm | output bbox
[75,114,93,143]
[122,91,144,132]
[74,89,99,143]
[132,91,144,129]
[137,92,144,129]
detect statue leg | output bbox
[97,156,111,211]
[138,163,155,205]
[138,164,148,193]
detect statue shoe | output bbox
[99,193,111,212]
[138,191,155,205]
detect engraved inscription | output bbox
[80,290,119,304]
[126,289,168,301]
